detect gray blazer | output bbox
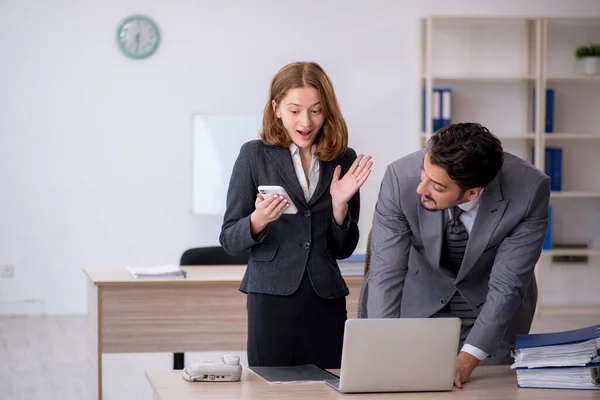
[219,139,361,299]
[365,149,550,358]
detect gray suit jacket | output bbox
[365,149,550,357]
[219,139,361,299]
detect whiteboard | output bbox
[192,114,263,215]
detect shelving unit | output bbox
[420,16,600,307]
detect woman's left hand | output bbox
[330,154,373,207]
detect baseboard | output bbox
[536,305,600,315]
[0,299,46,316]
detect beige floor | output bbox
[1,307,599,400]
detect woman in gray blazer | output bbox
[219,61,372,369]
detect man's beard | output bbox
[418,189,467,212]
[419,195,439,212]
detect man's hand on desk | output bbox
[454,351,482,389]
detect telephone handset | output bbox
[181,354,242,382]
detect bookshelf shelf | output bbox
[421,16,600,306]
[541,249,600,257]
[422,75,536,81]
[421,133,536,140]
[550,191,600,199]
[545,134,600,140]
[546,76,600,82]
[498,134,537,140]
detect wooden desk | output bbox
[83,266,364,400]
[146,365,600,400]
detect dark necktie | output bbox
[443,206,468,275]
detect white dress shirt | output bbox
[451,191,488,361]
[289,143,320,202]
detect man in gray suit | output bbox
[365,123,550,388]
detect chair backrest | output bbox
[180,246,250,266]
[357,229,372,318]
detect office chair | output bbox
[357,229,372,318]
[173,246,250,370]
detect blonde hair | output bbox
[260,62,348,161]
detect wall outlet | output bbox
[0,265,15,279]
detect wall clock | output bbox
[116,15,160,59]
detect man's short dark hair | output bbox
[427,123,504,190]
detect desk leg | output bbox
[97,347,103,400]
[88,279,103,400]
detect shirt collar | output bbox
[457,188,484,213]
[289,143,316,156]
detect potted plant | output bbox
[575,44,600,75]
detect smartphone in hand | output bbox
[257,185,299,214]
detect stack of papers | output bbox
[516,364,600,390]
[126,264,187,278]
[512,338,599,368]
[511,324,600,390]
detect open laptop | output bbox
[325,317,461,393]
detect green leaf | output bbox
[575,44,600,59]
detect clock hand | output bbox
[135,20,140,53]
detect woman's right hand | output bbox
[250,193,290,236]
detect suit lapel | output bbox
[264,146,307,207]
[457,176,509,281]
[308,160,335,206]
[418,199,445,269]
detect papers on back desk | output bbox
[125,264,187,278]
[512,338,600,369]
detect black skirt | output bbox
[246,269,347,369]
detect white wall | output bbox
[1,0,599,315]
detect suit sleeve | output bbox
[328,148,360,259]
[465,176,551,355]
[366,164,413,318]
[219,143,266,256]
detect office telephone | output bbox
[181,354,242,382]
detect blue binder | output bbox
[531,88,555,133]
[544,147,562,191]
[542,206,552,250]
[440,88,452,128]
[516,363,600,390]
[517,362,600,371]
[421,87,443,133]
[515,324,600,350]
[546,89,555,133]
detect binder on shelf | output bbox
[433,89,442,132]
[542,206,552,250]
[544,147,562,191]
[440,88,452,128]
[421,87,443,133]
[545,88,554,133]
[531,88,555,133]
